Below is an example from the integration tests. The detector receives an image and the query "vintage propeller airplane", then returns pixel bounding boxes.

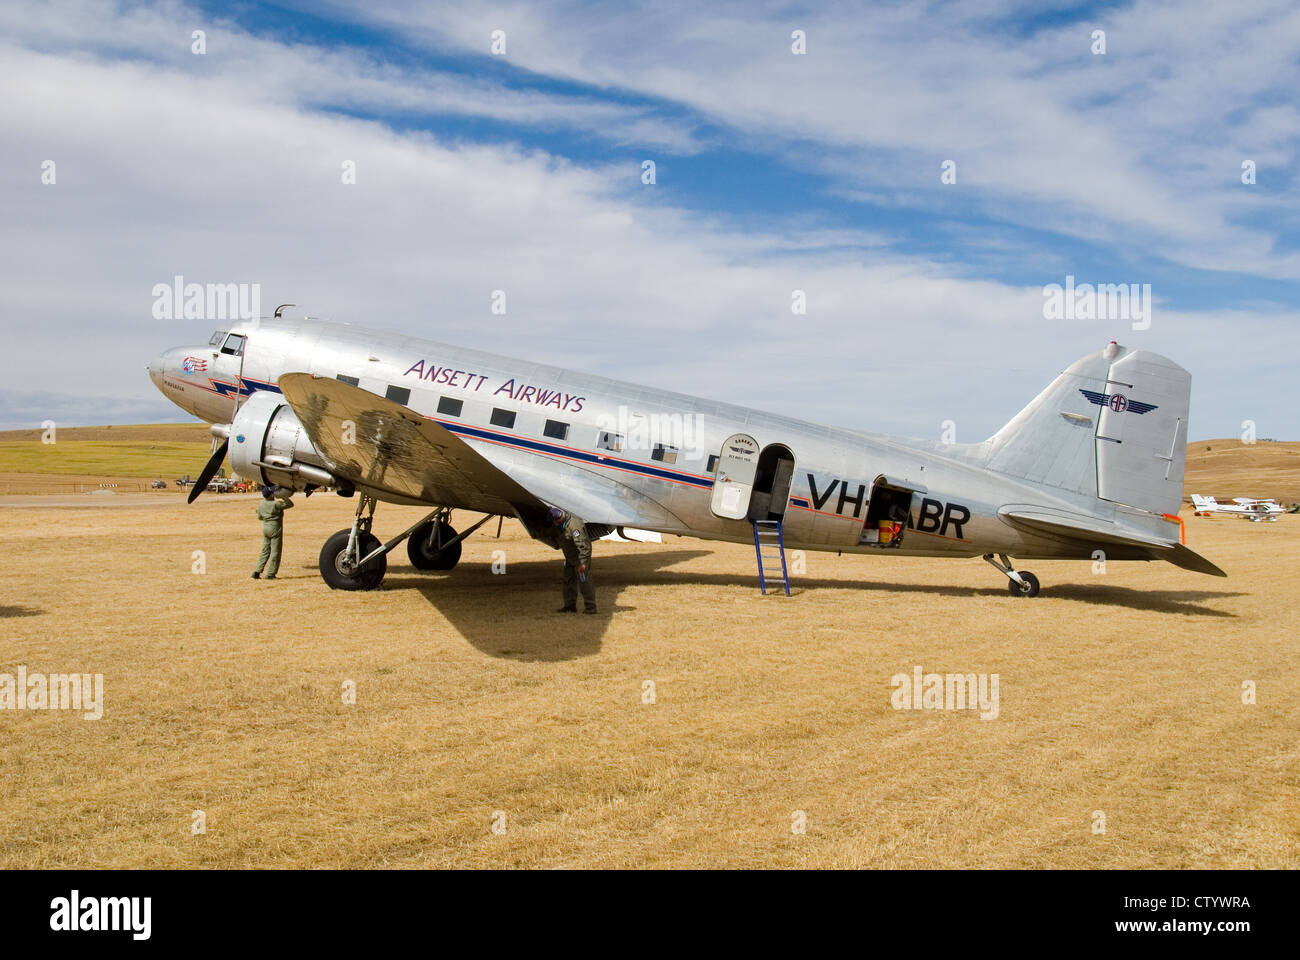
[148,311,1225,595]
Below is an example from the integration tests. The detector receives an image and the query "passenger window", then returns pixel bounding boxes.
[543,419,568,441]
[337,374,359,386]
[652,443,678,464]
[437,397,463,417]
[490,408,516,429]
[220,334,245,356]
[385,385,411,406]
[597,431,623,453]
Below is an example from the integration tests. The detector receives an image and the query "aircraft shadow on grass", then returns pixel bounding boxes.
[320,548,1244,661]
[0,604,43,619]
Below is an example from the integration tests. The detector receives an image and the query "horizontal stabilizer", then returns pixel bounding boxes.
[999,506,1227,577]
[1165,543,1228,577]
[998,507,1172,549]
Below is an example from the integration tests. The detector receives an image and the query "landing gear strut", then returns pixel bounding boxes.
[407,509,463,571]
[318,499,495,590]
[320,494,386,590]
[984,553,1040,597]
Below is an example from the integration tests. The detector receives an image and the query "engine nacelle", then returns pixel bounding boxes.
[228,391,339,493]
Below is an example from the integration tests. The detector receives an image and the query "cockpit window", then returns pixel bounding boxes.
[208,330,227,346]
[220,334,245,356]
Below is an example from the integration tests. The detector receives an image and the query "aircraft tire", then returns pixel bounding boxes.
[1008,571,1040,597]
[406,521,462,571]
[320,529,387,590]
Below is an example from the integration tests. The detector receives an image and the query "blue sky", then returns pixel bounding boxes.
[1,0,1298,439]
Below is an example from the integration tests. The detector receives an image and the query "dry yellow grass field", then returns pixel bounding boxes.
[2,489,1297,869]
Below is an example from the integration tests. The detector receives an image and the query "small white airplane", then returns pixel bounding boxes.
[1190,494,1283,522]
[147,316,1225,596]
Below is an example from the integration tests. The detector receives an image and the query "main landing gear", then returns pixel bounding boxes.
[407,516,463,571]
[983,553,1041,597]
[318,496,492,590]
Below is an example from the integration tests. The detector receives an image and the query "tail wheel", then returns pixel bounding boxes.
[1008,571,1040,597]
[407,521,461,571]
[319,529,387,590]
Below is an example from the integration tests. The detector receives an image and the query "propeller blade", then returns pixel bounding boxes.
[188,438,229,504]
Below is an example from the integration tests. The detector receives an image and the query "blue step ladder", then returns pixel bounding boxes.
[752,520,791,596]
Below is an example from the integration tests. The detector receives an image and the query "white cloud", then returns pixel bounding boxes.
[0,0,1296,442]
[0,0,708,154]
[323,0,1300,279]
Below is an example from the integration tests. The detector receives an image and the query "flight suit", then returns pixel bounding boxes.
[254,495,293,578]
[559,514,596,612]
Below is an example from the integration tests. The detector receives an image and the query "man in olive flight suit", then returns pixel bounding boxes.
[549,506,596,614]
[251,484,294,580]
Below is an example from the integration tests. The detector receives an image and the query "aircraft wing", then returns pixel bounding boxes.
[475,444,686,529]
[276,373,670,530]
[277,373,549,519]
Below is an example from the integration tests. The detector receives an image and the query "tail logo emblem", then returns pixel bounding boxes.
[1080,389,1157,414]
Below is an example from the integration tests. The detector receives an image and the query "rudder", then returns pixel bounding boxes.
[983,342,1190,517]
[1091,347,1189,516]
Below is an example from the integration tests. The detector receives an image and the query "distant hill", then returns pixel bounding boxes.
[1184,439,1300,504]
[0,423,214,494]
[0,423,210,443]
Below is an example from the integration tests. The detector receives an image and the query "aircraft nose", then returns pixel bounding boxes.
[147,351,167,391]
[148,346,193,392]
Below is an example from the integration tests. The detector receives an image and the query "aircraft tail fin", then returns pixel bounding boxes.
[983,342,1190,517]
[1190,494,1217,509]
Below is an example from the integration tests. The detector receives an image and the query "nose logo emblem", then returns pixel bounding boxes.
[236,435,245,443]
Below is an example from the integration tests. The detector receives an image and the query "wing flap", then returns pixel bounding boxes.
[492,450,684,528]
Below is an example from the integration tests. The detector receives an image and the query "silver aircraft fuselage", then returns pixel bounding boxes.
[147,317,1174,563]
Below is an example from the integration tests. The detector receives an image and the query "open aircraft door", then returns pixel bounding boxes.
[858,475,927,548]
[709,434,760,520]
